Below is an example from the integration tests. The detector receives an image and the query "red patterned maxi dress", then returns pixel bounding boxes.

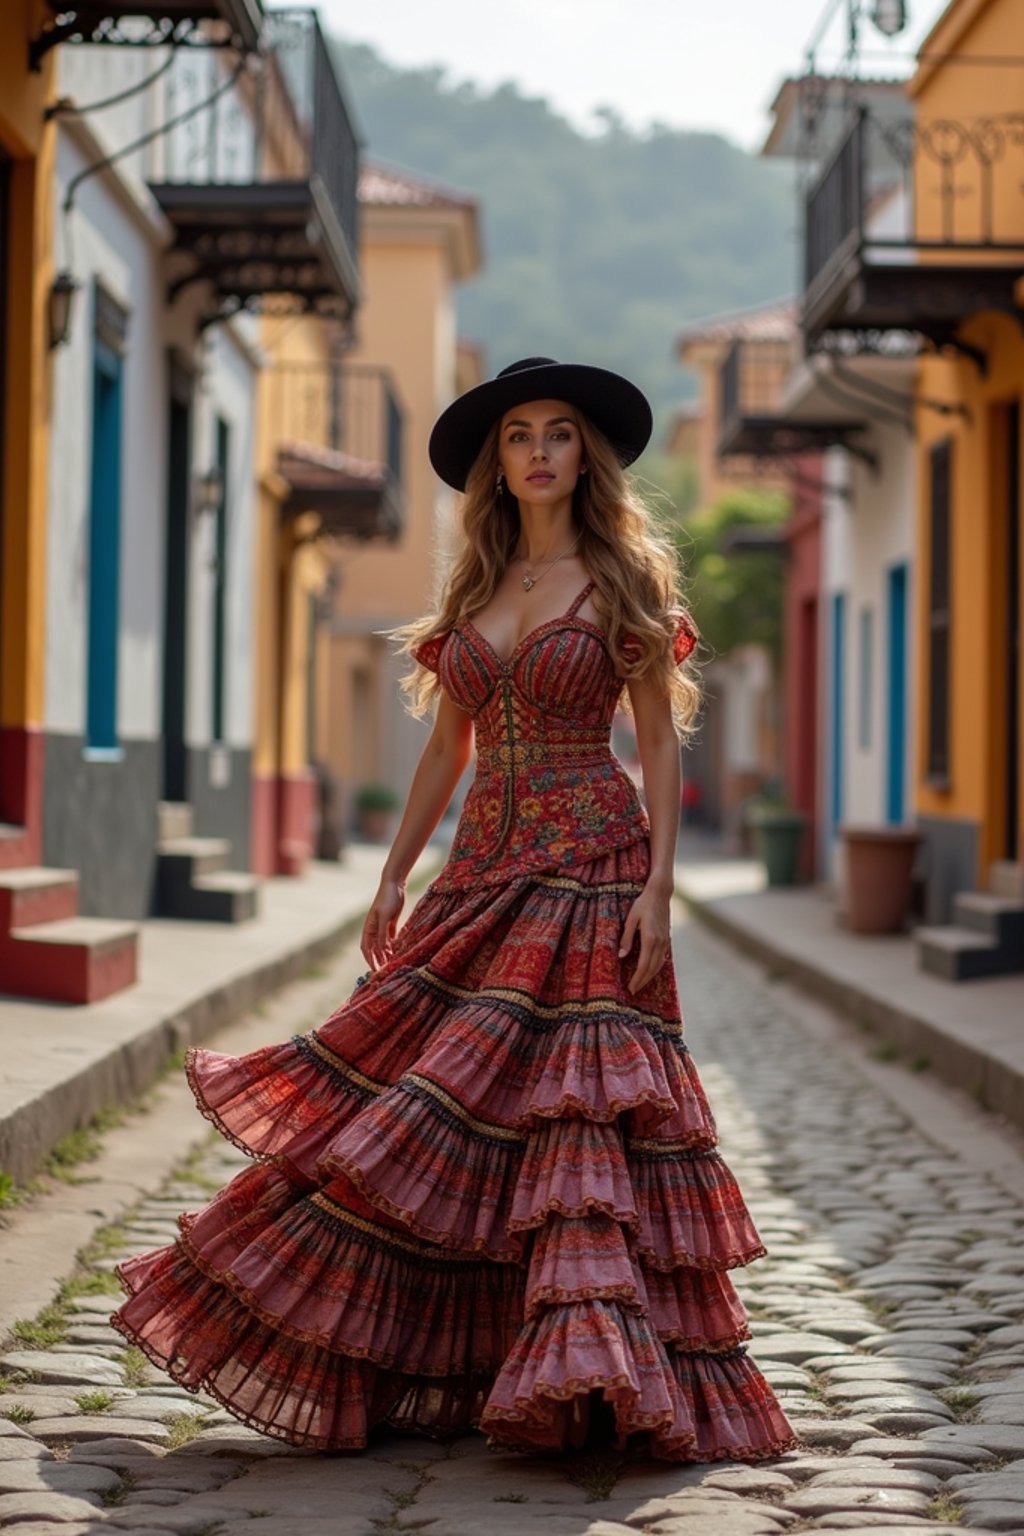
[112,582,796,1461]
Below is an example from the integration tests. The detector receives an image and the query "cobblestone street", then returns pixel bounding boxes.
[3,911,1024,1535]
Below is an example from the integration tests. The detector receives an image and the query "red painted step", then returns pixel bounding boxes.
[0,867,139,1004]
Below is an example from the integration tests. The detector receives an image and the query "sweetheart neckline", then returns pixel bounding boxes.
[460,613,609,670]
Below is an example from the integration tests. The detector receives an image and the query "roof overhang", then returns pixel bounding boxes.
[278,442,402,543]
[151,180,359,317]
[803,251,1024,356]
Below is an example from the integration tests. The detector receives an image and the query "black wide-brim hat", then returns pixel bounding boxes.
[428,356,653,492]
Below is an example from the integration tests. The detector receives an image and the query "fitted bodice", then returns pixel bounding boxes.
[416,584,649,890]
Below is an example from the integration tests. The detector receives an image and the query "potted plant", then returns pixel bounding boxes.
[745,794,807,887]
[840,824,922,934]
[354,782,399,844]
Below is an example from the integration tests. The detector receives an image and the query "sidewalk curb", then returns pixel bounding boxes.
[678,882,1024,1135]
[0,851,441,1187]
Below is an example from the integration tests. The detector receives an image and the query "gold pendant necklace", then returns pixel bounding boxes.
[518,532,582,591]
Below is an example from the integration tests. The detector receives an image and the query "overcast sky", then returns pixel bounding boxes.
[319,0,943,150]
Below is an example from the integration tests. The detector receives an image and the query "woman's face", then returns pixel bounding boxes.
[497,398,585,504]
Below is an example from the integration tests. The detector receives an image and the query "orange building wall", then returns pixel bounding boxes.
[0,3,55,854]
[910,0,1024,878]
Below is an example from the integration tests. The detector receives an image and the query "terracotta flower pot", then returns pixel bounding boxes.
[840,825,922,934]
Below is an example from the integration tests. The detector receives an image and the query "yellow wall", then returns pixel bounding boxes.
[336,238,451,621]
[326,218,465,798]
[911,0,1024,874]
[0,2,55,729]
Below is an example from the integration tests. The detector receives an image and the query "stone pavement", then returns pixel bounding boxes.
[3,907,1024,1534]
[674,832,1024,1135]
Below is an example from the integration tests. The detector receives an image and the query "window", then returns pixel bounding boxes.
[927,440,952,784]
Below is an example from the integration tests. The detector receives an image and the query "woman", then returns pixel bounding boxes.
[112,357,795,1463]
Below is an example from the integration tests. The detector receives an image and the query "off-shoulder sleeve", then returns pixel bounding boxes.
[620,609,699,669]
[410,632,450,674]
[671,607,698,665]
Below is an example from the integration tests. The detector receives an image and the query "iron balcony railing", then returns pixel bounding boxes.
[154,6,360,308]
[268,361,403,529]
[719,339,742,441]
[265,8,359,268]
[804,105,1024,299]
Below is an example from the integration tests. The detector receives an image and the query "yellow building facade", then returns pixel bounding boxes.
[908,0,1024,932]
[0,2,55,867]
[319,164,480,828]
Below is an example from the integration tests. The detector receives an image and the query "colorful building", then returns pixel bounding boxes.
[323,162,481,825]
[0,4,386,999]
[793,0,1023,975]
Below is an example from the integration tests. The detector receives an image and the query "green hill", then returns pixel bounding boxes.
[334,39,796,434]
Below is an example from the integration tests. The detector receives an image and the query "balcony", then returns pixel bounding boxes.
[717,337,872,465]
[30,1,262,65]
[268,362,404,542]
[803,107,1024,355]
[149,8,359,320]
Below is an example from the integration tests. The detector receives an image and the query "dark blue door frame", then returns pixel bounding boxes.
[86,337,123,753]
[830,591,846,837]
[886,563,909,824]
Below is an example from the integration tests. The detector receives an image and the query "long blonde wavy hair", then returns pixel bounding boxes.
[397,406,701,735]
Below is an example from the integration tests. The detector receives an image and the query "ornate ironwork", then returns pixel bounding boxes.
[150,7,359,320]
[806,107,1024,291]
[802,104,1024,352]
[30,3,262,67]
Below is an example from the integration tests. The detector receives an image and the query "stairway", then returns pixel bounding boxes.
[155,801,259,923]
[916,860,1024,981]
[0,864,138,1004]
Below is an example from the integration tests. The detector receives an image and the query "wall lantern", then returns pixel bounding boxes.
[869,0,908,36]
[194,464,225,519]
[48,269,79,349]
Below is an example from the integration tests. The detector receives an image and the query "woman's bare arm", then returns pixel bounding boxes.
[618,675,680,994]
[361,692,474,969]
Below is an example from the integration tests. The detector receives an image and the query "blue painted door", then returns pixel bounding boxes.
[830,591,846,835]
[86,339,123,751]
[886,563,908,824]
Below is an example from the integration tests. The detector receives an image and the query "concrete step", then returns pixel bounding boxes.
[156,839,257,924]
[158,836,230,875]
[2,916,138,1003]
[916,923,1022,982]
[190,870,260,923]
[953,891,1024,952]
[0,866,80,929]
[990,860,1024,901]
[157,800,193,843]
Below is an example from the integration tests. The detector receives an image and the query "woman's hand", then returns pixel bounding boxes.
[361,878,406,971]
[618,881,673,995]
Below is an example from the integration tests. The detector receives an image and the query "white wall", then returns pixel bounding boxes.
[186,324,257,751]
[48,51,259,757]
[820,423,917,881]
[47,128,168,741]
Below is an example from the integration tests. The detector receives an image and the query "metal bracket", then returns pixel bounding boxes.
[31,14,221,69]
[928,330,989,377]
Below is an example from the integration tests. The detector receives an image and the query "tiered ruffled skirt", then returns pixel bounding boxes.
[111,842,796,1460]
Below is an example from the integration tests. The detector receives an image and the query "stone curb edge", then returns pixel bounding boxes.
[0,858,441,1188]
[678,885,1024,1137]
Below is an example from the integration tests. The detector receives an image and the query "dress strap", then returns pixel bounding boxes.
[564,580,596,619]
